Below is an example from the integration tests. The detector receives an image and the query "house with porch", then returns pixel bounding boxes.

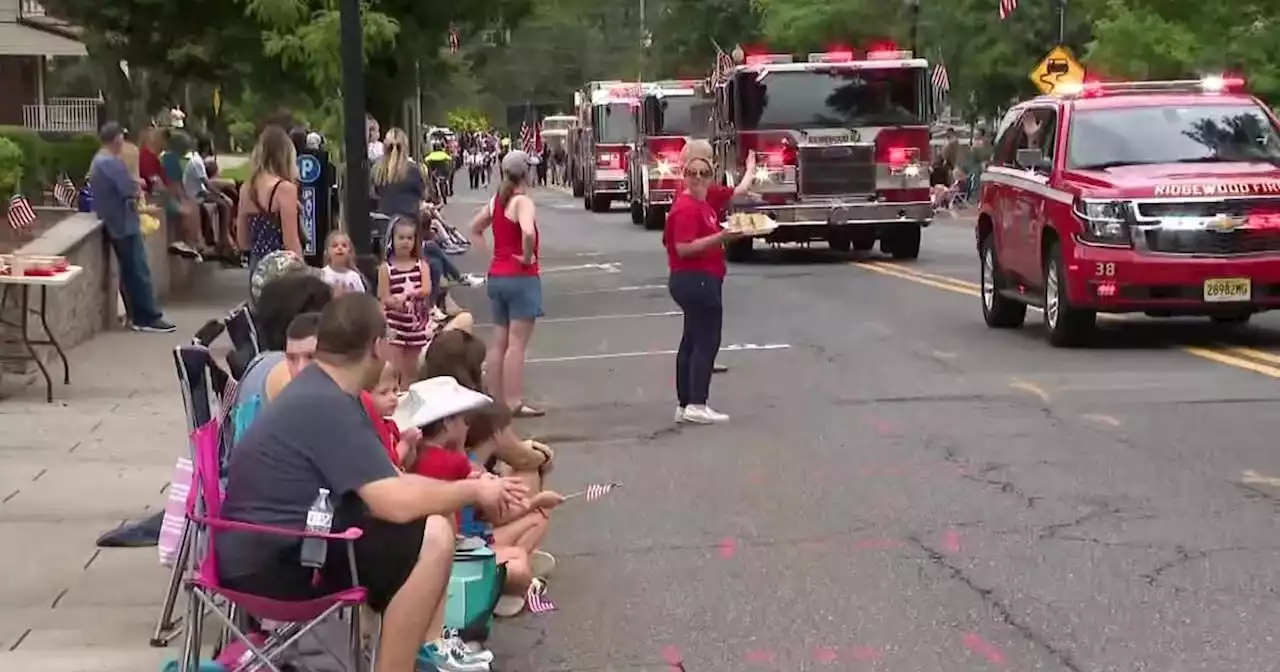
[0,0,101,133]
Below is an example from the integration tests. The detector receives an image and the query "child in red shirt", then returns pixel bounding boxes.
[361,363,418,469]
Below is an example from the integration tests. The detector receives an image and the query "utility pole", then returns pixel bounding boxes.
[1057,0,1067,44]
[338,0,373,280]
[907,0,920,55]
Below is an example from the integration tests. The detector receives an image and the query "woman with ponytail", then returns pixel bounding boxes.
[469,150,545,418]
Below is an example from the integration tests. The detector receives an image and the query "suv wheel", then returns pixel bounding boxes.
[887,226,921,260]
[1043,242,1096,347]
[980,236,1027,328]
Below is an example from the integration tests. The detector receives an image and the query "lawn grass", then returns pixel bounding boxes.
[220,163,251,183]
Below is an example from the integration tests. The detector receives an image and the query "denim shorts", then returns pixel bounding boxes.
[486,275,543,325]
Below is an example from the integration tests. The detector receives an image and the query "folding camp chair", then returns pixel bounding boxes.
[175,398,370,672]
[225,302,260,356]
[151,344,219,647]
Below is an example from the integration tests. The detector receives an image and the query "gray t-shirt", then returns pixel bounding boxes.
[216,365,398,579]
[182,152,209,199]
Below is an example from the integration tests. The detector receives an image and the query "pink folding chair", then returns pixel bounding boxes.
[174,408,373,672]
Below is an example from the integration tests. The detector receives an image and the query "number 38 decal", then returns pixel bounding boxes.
[1095,263,1116,277]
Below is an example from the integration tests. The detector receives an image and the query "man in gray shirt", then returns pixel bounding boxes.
[89,122,174,332]
[218,294,528,671]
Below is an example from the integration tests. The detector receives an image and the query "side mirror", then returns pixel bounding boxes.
[1015,148,1051,172]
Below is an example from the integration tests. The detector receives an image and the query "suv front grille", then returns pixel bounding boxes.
[798,144,875,196]
[1141,229,1280,255]
[1136,198,1280,219]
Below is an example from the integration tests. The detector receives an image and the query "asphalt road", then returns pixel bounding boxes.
[439,185,1280,672]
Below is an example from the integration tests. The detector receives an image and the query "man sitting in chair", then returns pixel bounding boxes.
[217,294,530,672]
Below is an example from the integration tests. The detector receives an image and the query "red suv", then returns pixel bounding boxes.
[976,76,1280,346]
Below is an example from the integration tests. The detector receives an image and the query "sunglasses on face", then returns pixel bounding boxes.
[684,168,712,179]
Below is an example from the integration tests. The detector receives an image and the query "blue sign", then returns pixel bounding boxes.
[298,155,322,185]
[300,186,317,256]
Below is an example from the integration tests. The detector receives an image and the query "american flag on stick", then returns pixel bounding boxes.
[7,194,36,231]
[526,578,556,614]
[711,44,734,87]
[53,174,77,209]
[564,482,620,502]
[999,0,1018,19]
[931,60,951,105]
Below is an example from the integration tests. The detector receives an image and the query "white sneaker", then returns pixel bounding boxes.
[674,406,686,422]
[443,628,494,664]
[461,273,486,287]
[682,405,729,424]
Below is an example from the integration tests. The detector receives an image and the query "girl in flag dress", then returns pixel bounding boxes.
[378,217,433,385]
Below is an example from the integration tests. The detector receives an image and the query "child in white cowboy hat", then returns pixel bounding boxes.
[391,376,500,669]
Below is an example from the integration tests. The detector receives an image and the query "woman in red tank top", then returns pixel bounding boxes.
[469,150,545,417]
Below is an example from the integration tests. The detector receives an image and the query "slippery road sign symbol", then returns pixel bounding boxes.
[1030,46,1084,94]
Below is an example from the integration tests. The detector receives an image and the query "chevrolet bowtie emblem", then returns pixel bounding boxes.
[1206,214,1246,232]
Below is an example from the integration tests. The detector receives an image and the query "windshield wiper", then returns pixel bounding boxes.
[1074,160,1147,170]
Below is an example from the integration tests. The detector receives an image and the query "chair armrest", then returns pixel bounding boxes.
[192,514,363,541]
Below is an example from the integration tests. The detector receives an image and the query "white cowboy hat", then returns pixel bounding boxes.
[390,376,493,432]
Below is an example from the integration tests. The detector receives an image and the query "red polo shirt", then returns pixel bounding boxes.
[664,185,733,279]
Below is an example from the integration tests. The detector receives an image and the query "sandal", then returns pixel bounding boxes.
[530,550,557,579]
[511,403,546,418]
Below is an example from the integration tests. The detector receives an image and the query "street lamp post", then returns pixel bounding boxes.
[338,0,374,280]
[905,0,920,55]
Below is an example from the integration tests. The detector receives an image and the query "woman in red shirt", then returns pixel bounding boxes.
[664,140,758,424]
[470,150,544,417]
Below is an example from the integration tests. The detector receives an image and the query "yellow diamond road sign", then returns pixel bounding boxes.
[1030,46,1084,94]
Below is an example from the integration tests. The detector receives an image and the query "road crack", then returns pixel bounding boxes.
[907,536,1084,672]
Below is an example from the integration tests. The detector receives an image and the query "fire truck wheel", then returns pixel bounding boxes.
[590,194,612,213]
[828,233,852,253]
[644,205,666,231]
[630,201,644,225]
[883,225,921,260]
[725,237,754,262]
[572,179,584,197]
[980,235,1027,329]
[1043,242,1096,348]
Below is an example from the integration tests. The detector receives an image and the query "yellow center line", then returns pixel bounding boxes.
[851,261,1280,379]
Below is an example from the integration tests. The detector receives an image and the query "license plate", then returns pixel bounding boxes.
[1204,278,1251,302]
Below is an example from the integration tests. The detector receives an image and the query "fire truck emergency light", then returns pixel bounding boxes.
[865,49,913,60]
[1054,75,1246,98]
[744,53,794,66]
[807,51,854,63]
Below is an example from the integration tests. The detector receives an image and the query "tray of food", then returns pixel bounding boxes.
[722,213,779,236]
[0,254,71,276]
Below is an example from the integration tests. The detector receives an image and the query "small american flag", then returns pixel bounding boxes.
[7,194,36,231]
[931,61,950,96]
[583,482,618,502]
[999,0,1018,19]
[520,122,535,155]
[525,579,556,614]
[712,47,734,87]
[53,174,78,208]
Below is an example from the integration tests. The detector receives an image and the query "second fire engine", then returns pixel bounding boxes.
[572,81,642,213]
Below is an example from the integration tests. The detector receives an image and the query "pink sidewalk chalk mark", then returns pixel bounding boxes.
[865,414,895,436]
[962,633,1007,665]
[813,646,840,663]
[718,537,738,559]
[848,645,883,662]
[660,646,683,665]
[744,649,777,664]
[942,529,962,554]
[746,470,765,486]
[854,538,904,550]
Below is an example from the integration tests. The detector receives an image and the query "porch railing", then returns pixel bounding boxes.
[22,98,102,133]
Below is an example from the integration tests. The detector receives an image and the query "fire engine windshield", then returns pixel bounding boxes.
[647,95,699,136]
[594,103,638,144]
[1068,104,1280,169]
[733,67,924,130]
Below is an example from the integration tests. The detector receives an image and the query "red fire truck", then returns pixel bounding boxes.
[625,80,706,230]
[701,46,935,261]
[977,76,1280,346]
[572,81,642,212]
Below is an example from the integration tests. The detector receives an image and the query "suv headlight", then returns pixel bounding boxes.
[1073,198,1131,245]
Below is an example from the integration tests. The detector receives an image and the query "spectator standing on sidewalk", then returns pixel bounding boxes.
[89,122,176,333]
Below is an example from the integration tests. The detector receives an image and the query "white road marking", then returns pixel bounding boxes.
[1241,470,1280,488]
[559,284,667,295]
[527,343,791,364]
[540,262,622,274]
[477,311,681,328]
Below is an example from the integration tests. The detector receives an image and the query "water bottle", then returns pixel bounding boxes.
[300,488,333,569]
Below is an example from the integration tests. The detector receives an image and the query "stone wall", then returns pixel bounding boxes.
[0,211,204,386]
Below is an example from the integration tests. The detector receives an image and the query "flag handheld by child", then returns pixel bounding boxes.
[562,482,620,502]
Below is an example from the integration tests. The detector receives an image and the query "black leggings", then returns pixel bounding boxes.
[669,270,723,406]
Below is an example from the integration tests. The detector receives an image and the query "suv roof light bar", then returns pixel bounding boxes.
[1055,76,1245,98]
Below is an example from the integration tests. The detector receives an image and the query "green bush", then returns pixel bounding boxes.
[0,126,98,200]
[0,137,24,196]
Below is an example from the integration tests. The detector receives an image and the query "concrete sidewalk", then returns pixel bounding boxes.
[0,268,247,672]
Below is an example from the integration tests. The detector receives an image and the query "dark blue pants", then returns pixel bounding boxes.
[422,241,461,305]
[669,270,723,406]
[111,233,163,326]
